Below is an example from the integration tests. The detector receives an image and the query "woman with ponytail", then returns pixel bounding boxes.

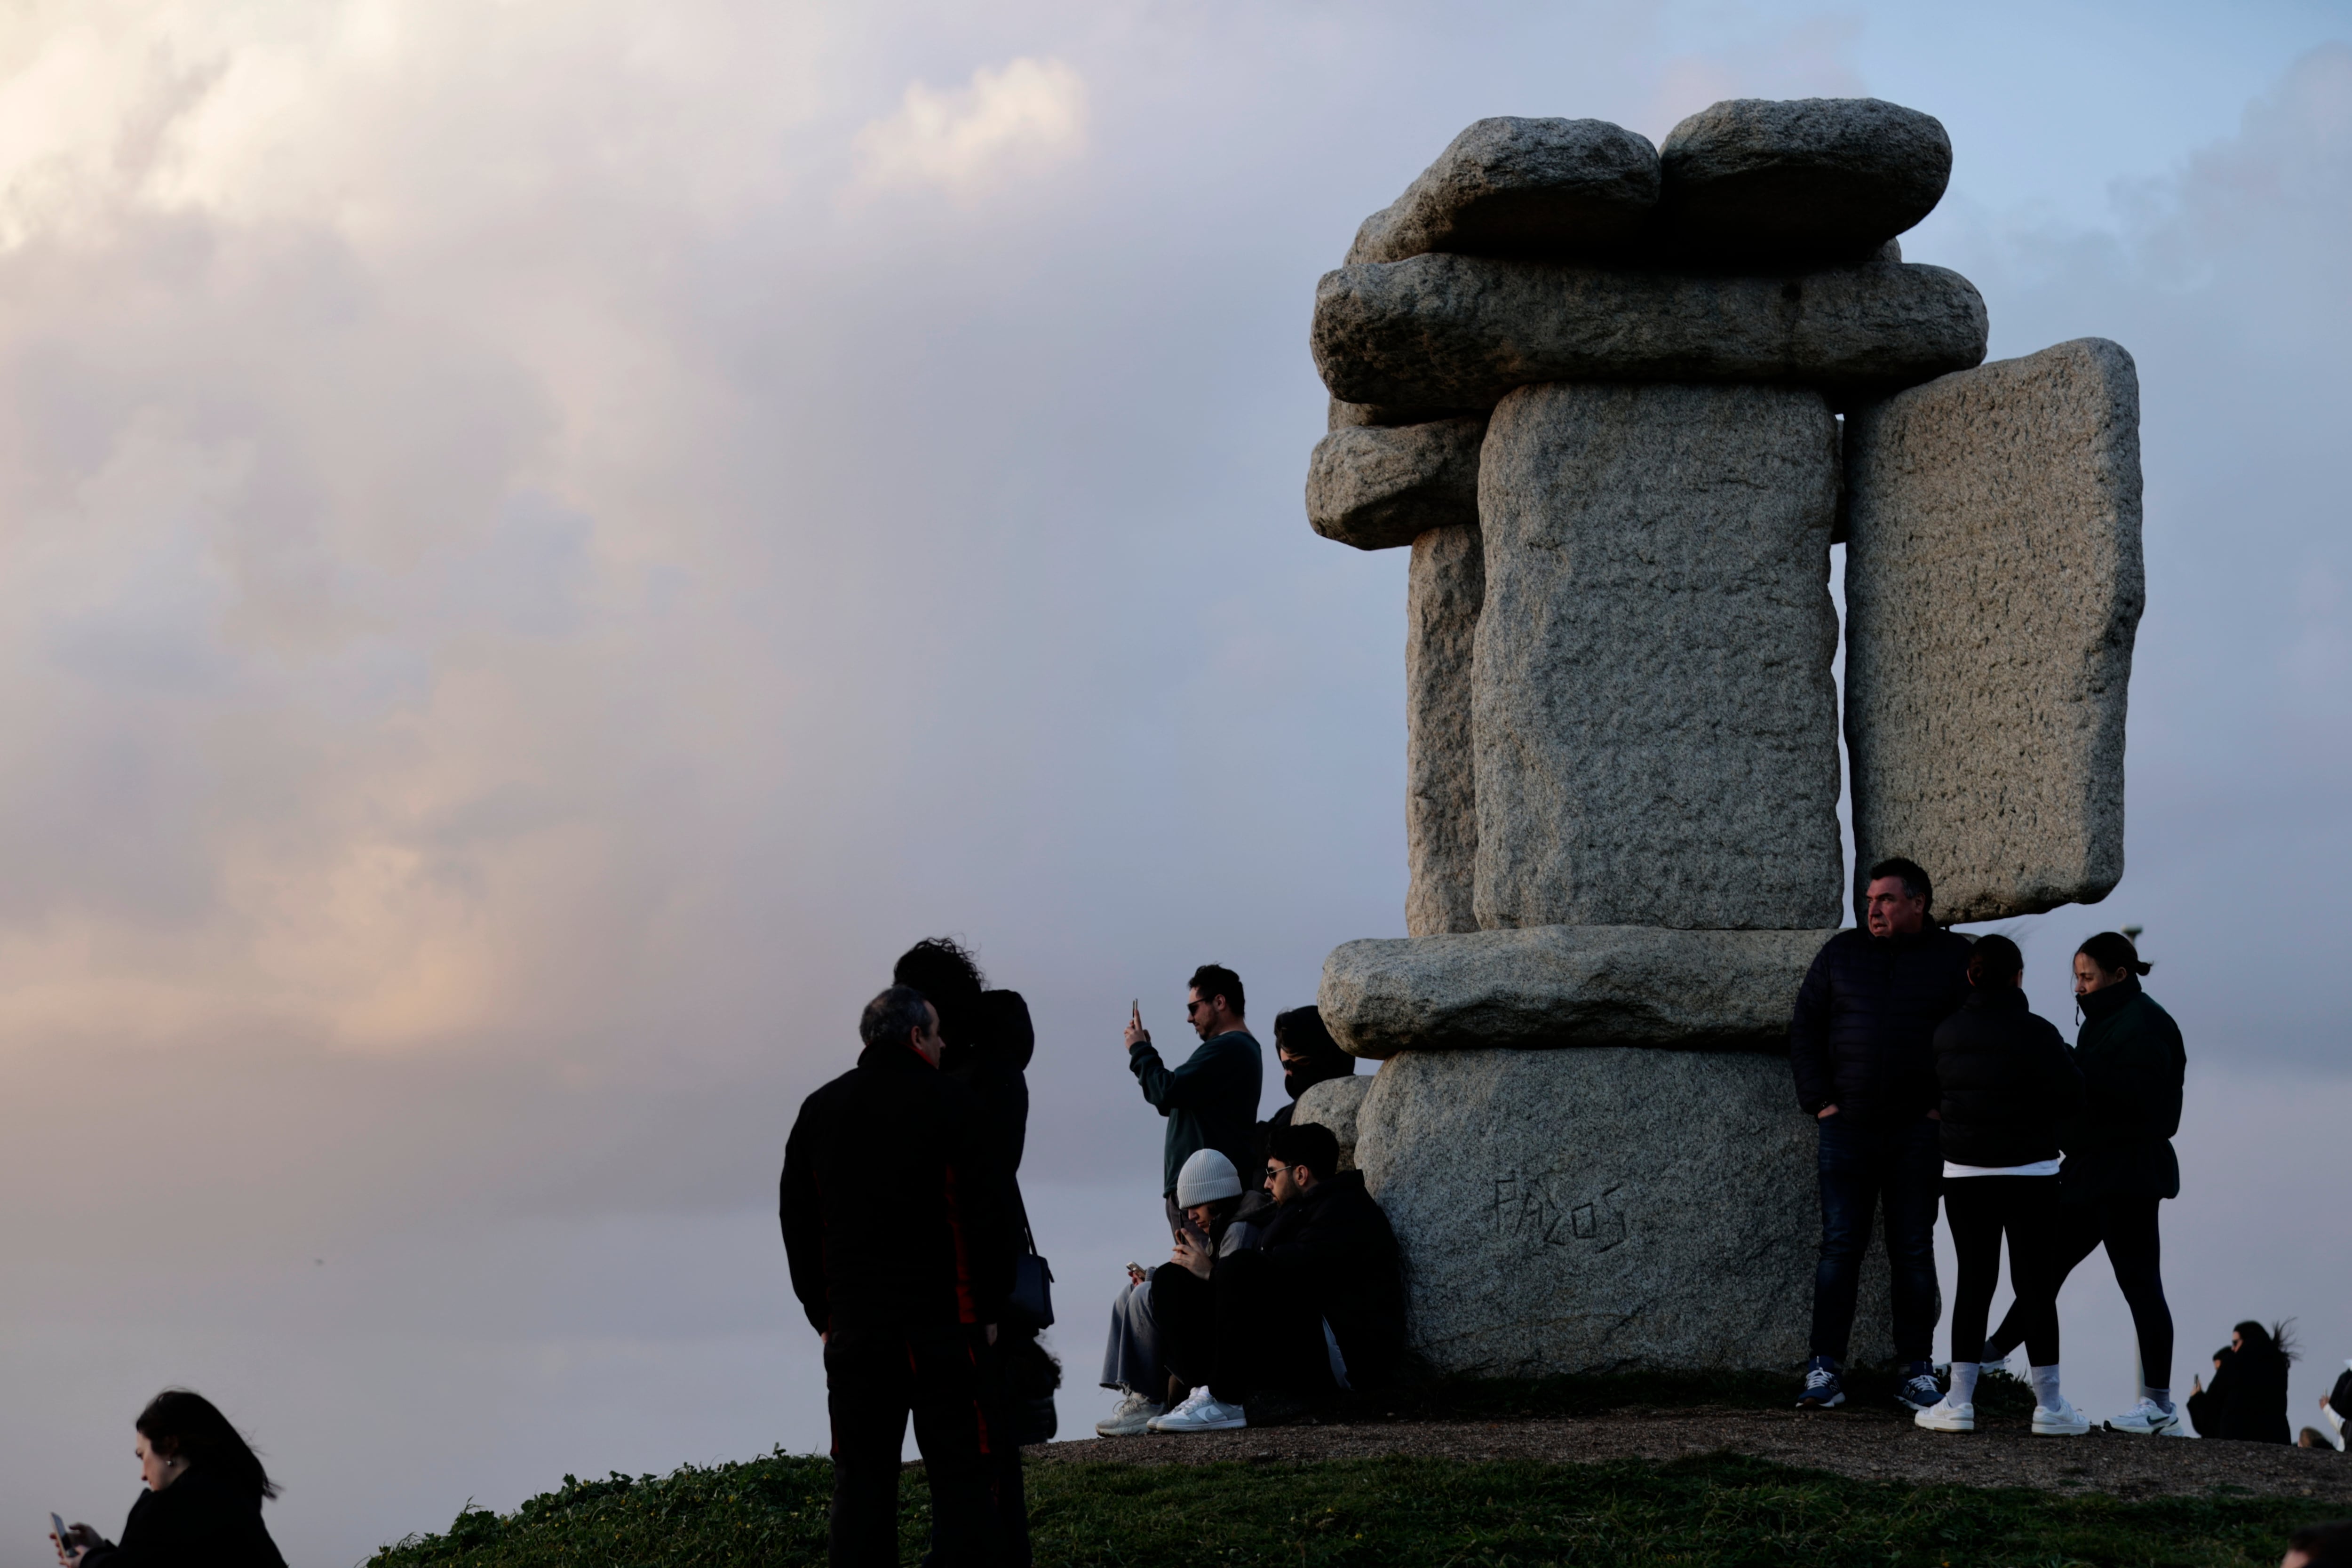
[1982,930,2188,1436]
[50,1390,286,1567]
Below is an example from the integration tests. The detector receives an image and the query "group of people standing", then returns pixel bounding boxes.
[1792,856,2191,1435]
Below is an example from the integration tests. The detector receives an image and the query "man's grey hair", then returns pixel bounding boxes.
[860,985,931,1051]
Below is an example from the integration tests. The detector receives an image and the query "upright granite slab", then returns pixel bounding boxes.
[1321,925,1838,1059]
[1355,1049,1896,1374]
[1407,523,1484,936]
[1311,252,1986,410]
[1844,338,2145,923]
[1291,1074,1373,1170]
[1473,382,1843,930]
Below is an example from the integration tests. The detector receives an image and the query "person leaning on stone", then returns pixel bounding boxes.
[1125,964,1263,1235]
[1148,1122,1406,1434]
[1254,1005,1358,1173]
[1094,1147,1275,1436]
[780,986,1014,1568]
[1788,855,1973,1413]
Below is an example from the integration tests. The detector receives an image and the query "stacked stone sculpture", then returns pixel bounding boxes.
[1302,101,2145,1375]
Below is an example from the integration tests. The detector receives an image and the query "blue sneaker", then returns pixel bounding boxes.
[1896,1361,1942,1412]
[1796,1356,1844,1409]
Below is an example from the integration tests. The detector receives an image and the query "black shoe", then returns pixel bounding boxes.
[1796,1356,1845,1409]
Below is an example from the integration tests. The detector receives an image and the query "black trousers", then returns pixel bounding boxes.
[1945,1175,2062,1369]
[1986,1192,2173,1391]
[1152,1253,1333,1407]
[824,1321,1002,1568]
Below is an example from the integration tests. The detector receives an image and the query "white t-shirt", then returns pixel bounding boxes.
[1943,1158,2062,1178]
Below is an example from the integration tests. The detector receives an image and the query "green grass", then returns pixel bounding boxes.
[366,1449,2322,1568]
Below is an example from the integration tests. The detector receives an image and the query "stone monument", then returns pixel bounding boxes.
[1301,100,2144,1376]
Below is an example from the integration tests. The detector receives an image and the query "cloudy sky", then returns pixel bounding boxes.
[0,1,2345,1561]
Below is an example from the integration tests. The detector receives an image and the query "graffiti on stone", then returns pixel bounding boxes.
[1486,1171,1628,1252]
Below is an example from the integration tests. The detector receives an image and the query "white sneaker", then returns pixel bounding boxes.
[1094,1387,1164,1437]
[1913,1396,1975,1432]
[2103,1398,2181,1437]
[2033,1396,2092,1435]
[1144,1386,1246,1433]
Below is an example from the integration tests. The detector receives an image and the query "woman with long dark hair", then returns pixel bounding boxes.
[51,1390,286,1567]
[1983,929,2187,1434]
[1911,934,2089,1436]
[890,936,1051,1568]
[2189,1320,2296,1442]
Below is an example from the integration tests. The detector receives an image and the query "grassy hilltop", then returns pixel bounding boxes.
[366,1446,2317,1568]
[365,1372,2328,1567]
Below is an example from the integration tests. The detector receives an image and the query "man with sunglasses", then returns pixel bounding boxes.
[1125,964,1263,1237]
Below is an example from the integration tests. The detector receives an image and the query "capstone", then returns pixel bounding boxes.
[1312,252,1986,410]
[1346,117,1660,266]
[1306,418,1485,551]
[1843,338,2144,923]
[1472,382,1843,931]
[1320,925,1839,1059]
[1658,98,1952,267]
[1356,1048,1896,1373]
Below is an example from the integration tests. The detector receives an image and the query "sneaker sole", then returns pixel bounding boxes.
[1146,1417,1246,1433]
[1795,1393,1845,1410]
[2033,1421,2092,1435]
[1915,1416,1975,1432]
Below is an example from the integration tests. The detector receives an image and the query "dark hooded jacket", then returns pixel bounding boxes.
[1789,923,1975,1122]
[1931,987,2086,1168]
[948,988,1036,1237]
[81,1469,286,1568]
[780,1038,1013,1334]
[1258,1170,1405,1388]
[2058,977,2186,1199]
[2188,1345,2293,1444]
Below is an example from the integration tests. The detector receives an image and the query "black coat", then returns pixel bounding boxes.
[1258,1171,1405,1388]
[2059,978,2186,1200]
[2188,1346,2292,1443]
[1789,924,1975,1122]
[780,1040,1013,1335]
[81,1471,286,1568]
[1931,987,2085,1168]
[949,989,1035,1242]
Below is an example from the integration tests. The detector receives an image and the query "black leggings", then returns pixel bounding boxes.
[1945,1175,2062,1369]
[1986,1193,2173,1390]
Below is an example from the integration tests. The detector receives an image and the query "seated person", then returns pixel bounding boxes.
[1253,1006,1357,1171]
[1094,1148,1268,1436]
[1147,1122,1404,1433]
[2300,1358,2352,1451]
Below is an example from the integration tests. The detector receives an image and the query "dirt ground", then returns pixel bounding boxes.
[1032,1405,2352,1504]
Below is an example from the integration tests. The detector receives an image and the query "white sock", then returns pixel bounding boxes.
[2030,1363,2062,1409]
[2145,1386,2173,1413]
[1948,1361,1980,1405]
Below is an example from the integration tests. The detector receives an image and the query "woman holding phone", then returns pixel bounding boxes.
[51,1389,286,1567]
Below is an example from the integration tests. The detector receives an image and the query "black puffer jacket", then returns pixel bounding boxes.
[780,1039,1013,1334]
[2059,977,2186,1199]
[1258,1171,1405,1388]
[1789,924,1975,1121]
[1931,987,2086,1168]
[2188,1346,2292,1443]
[81,1469,286,1568]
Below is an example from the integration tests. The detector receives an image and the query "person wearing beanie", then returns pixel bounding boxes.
[1145,1122,1404,1434]
[1094,1148,1271,1436]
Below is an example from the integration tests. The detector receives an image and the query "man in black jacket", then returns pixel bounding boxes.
[1788,856,1972,1413]
[1149,1122,1405,1432]
[781,986,1013,1568]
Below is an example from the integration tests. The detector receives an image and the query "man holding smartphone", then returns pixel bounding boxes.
[1124,964,1263,1236]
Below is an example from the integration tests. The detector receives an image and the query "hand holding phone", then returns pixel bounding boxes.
[1124,1001,1148,1049]
[1124,1260,1145,1284]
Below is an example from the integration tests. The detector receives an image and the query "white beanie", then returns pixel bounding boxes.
[1175,1148,1242,1207]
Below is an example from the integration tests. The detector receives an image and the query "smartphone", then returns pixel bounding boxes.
[50,1513,69,1551]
